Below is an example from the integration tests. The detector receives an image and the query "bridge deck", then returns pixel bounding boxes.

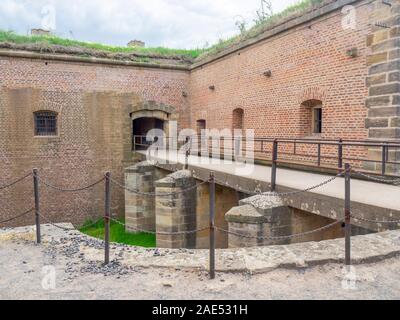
[137,150,399,212]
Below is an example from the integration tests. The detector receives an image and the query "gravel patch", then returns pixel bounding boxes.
[1,224,400,299]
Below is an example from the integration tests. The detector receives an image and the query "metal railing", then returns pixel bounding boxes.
[132,135,192,152]
[132,135,400,180]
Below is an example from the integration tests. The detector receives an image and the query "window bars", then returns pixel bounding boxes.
[34,111,57,136]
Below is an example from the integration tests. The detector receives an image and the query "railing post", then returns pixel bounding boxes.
[382,144,387,175]
[317,143,321,167]
[344,163,351,266]
[338,139,343,170]
[33,168,41,244]
[209,172,216,280]
[234,136,241,161]
[104,172,111,265]
[132,135,136,152]
[271,139,278,192]
[185,137,190,170]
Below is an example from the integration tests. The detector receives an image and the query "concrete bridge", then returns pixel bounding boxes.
[125,150,400,249]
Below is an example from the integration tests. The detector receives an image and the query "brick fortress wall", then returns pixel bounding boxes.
[1,0,399,227]
[0,58,190,226]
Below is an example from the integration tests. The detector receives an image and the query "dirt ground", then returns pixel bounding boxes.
[1,237,400,300]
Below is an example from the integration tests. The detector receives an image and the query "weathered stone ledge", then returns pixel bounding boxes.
[2,224,400,274]
[0,49,190,71]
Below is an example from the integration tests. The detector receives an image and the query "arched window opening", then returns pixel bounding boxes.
[232,108,244,131]
[34,111,58,136]
[300,100,323,136]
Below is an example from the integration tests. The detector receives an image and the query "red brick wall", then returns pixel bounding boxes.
[1,0,388,227]
[0,57,190,226]
[189,1,371,142]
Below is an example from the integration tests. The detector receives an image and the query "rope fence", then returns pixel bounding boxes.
[109,176,209,197]
[350,214,400,225]
[109,217,209,236]
[0,208,34,224]
[0,163,399,279]
[214,173,343,197]
[37,176,105,192]
[215,219,345,241]
[352,171,400,185]
[0,172,32,191]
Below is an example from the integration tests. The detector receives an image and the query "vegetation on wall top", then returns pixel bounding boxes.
[196,0,326,60]
[0,30,203,62]
[0,0,328,64]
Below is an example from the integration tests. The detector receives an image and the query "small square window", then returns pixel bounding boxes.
[34,111,58,136]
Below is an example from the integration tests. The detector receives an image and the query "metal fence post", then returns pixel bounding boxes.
[317,143,321,167]
[234,136,241,161]
[382,143,387,175]
[338,139,343,170]
[104,172,111,265]
[344,163,351,266]
[185,137,190,170]
[33,168,41,244]
[271,139,278,192]
[209,172,216,280]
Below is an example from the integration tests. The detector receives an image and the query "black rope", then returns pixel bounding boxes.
[0,173,32,191]
[0,208,34,224]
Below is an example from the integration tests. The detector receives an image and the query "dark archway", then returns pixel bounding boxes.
[132,117,165,150]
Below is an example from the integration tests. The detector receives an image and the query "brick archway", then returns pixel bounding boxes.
[298,87,327,104]
[128,101,178,152]
[128,100,177,121]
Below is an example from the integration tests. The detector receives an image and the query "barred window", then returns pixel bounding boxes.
[34,111,58,136]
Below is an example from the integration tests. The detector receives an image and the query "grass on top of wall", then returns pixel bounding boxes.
[0,30,204,59]
[198,0,325,59]
[0,0,325,62]
[79,218,156,248]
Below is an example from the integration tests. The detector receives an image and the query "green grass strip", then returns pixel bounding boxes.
[79,218,156,248]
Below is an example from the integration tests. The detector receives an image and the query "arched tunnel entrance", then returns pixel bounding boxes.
[132,117,165,150]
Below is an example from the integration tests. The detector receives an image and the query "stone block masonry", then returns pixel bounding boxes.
[125,161,168,233]
[225,193,372,249]
[155,170,197,249]
[225,195,291,248]
[365,1,400,173]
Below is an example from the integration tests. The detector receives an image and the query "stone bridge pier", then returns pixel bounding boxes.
[155,171,197,248]
[125,162,167,233]
[126,159,400,250]
[225,195,292,247]
[125,161,238,249]
[125,162,199,248]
